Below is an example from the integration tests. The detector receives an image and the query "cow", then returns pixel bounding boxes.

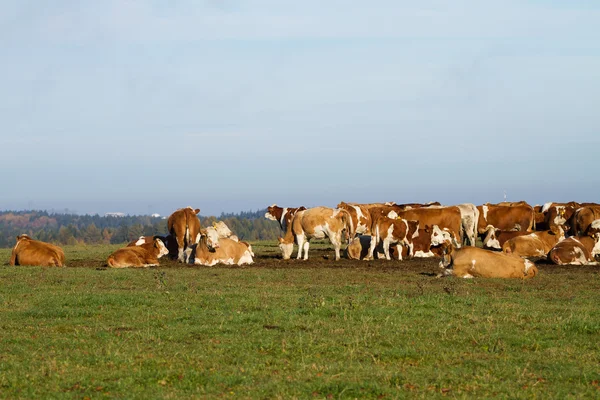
[345,235,383,260]
[187,227,254,266]
[211,221,239,242]
[395,206,462,247]
[477,203,534,235]
[481,228,529,251]
[107,238,169,268]
[569,206,600,236]
[336,202,374,236]
[366,216,419,260]
[167,207,202,262]
[451,203,479,246]
[9,234,65,267]
[399,225,454,258]
[265,204,307,232]
[439,245,538,279]
[278,207,354,261]
[547,235,600,265]
[502,227,565,257]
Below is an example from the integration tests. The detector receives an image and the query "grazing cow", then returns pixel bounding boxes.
[346,235,384,260]
[366,216,419,260]
[439,245,538,279]
[477,203,534,234]
[187,227,254,266]
[502,227,565,257]
[167,207,202,262]
[107,238,169,268]
[547,235,600,265]
[481,228,529,251]
[570,206,600,236]
[9,234,65,267]
[395,206,462,247]
[278,207,354,261]
[265,204,307,232]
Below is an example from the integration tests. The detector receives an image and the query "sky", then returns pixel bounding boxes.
[1,1,599,216]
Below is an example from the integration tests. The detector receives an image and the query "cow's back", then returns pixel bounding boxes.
[451,247,537,279]
[11,239,64,267]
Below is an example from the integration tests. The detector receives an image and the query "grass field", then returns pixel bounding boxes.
[1,242,600,399]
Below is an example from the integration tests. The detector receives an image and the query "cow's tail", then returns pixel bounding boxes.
[341,210,355,243]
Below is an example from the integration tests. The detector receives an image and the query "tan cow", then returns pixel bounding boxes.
[168,206,202,262]
[265,204,307,232]
[278,207,353,260]
[366,216,419,260]
[547,235,600,265]
[9,234,65,267]
[481,228,529,251]
[187,227,254,266]
[502,227,565,257]
[107,238,169,268]
[477,203,534,234]
[439,245,538,279]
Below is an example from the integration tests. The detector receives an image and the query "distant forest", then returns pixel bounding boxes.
[0,209,281,248]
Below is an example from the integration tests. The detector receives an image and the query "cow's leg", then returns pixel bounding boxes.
[177,236,185,262]
[383,239,392,260]
[296,234,305,259]
[302,240,310,260]
[365,235,377,260]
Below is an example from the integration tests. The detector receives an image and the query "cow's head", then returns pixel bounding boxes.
[482,225,501,250]
[278,237,294,260]
[154,238,170,258]
[430,225,453,247]
[265,204,280,221]
[438,242,454,269]
[16,234,30,242]
[201,227,220,251]
[213,221,234,239]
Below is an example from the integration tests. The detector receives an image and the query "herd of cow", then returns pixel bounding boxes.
[7,201,600,279]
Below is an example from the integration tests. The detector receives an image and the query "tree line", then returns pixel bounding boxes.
[0,210,281,248]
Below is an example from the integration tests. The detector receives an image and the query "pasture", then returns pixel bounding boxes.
[1,242,600,399]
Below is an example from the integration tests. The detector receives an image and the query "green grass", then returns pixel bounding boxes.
[1,243,600,398]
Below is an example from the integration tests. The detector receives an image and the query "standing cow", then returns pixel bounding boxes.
[168,207,202,262]
[278,207,354,261]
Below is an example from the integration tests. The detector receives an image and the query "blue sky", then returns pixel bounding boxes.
[1,1,599,216]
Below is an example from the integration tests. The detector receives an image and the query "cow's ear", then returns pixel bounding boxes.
[194,209,200,215]
[200,229,207,236]
[278,237,284,243]
[424,225,430,233]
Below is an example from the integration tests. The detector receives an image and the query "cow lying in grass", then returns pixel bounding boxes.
[107,237,169,268]
[9,234,65,267]
[186,227,254,266]
[438,244,538,279]
[502,227,565,257]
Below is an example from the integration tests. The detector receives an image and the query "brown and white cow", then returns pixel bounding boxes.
[187,227,254,266]
[502,227,565,257]
[439,245,538,279]
[336,202,374,236]
[570,206,600,236]
[265,204,307,232]
[9,234,65,267]
[366,216,419,260]
[454,203,480,246]
[398,225,454,258]
[395,206,462,247]
[168,207,202,262]
[278,207,353,261]
[481,228,529,251]
[107,238,169,268]
[547,235,600,265]
[477,203,534,234]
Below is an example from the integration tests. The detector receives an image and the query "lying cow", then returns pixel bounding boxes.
[107,238,169,268]
[187,227,254,266]
[278,207,354,261]
[366,216,419,260]
[439,245,538,279]
[9,234,65,267]
[502,227,565,258]
[168,206,202,262]
[547,234,600,265]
